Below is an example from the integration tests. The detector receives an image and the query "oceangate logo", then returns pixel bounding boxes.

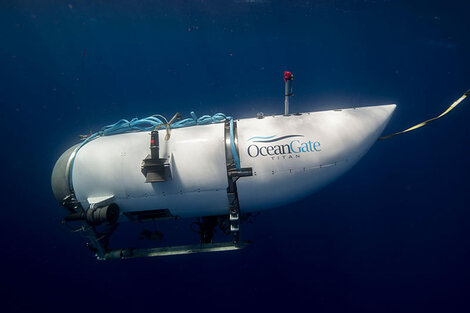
[247,134,321,159]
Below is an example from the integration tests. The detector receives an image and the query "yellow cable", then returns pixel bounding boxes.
[379,89,470,140]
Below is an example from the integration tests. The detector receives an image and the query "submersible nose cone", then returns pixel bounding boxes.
[51,144,79,203]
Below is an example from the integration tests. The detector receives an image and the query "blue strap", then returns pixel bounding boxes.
[229,117,241,170]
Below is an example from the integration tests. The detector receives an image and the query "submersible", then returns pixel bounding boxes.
[51,72,396,259]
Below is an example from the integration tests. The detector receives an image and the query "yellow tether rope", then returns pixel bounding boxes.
[379,89,470,140]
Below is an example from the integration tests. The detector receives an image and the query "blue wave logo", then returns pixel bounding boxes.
[247,134,304,143]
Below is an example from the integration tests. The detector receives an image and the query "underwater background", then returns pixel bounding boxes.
[1,1,470,312]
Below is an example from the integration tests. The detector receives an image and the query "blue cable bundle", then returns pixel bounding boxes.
[69,111,241,189]
[88,112,229,139]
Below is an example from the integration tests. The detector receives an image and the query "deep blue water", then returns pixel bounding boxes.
[1,1,470,312]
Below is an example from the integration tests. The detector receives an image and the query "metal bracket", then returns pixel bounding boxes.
[141,130,171,182]
[224,120,252,245]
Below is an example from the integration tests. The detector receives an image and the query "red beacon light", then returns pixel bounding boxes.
[284,71,293,82]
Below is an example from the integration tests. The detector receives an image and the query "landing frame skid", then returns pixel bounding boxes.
[63,194,252,260]
[101,210,251,260]
[103,240,251,260]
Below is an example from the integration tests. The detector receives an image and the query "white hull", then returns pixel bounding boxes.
[54,104,396,218]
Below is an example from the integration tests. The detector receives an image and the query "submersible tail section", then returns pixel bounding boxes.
[52,110,257,259]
